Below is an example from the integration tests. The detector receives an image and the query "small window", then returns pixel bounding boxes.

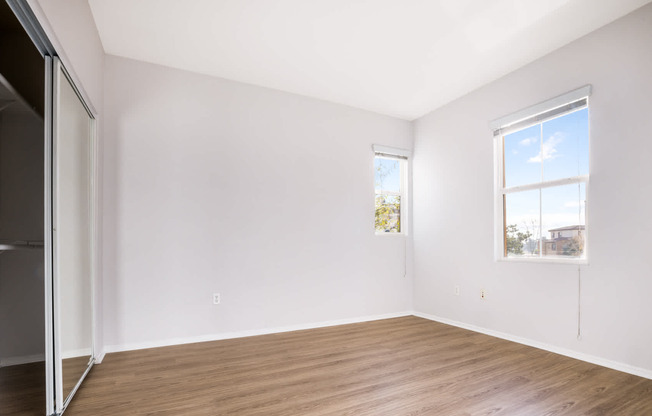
[492,86,590,262]
[373,145,408,234]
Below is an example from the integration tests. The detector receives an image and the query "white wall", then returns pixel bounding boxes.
[413,3,652,375]
[102,55,413,350]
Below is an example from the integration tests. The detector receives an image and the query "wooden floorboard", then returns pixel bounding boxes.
[0,357,90,416]
[64,316,652,415]
[0,361,45,416]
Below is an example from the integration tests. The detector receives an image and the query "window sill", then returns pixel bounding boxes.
[498,256,588,265]
[375,232,406,237]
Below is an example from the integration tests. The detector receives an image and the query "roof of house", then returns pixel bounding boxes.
[548,225,586,232]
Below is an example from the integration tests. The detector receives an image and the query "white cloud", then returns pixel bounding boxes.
[512,149,519,155]
[519,137,537,146]
[528,133,563,163]
[564,200,581,208]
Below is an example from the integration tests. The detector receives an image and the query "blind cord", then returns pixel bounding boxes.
[577,264,582,340]
[576,181,582,341]
[404,237,407,278]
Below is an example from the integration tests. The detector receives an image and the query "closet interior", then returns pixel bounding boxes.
[0,2,46,413]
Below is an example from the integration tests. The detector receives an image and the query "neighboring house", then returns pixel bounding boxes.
[540,225,585,256]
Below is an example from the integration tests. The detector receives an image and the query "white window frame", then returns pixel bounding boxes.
[373,145,409,236]
[491,86,591,264]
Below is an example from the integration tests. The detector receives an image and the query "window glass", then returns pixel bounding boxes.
[503,124,541,188]
[542,108,589,182]
[375,195,401,233]
[541,183,586,258]
[374,156,404,234]
[504,189,539,257]
[374,158,401,193]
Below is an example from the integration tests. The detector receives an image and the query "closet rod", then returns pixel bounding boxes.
[0,240,44,251]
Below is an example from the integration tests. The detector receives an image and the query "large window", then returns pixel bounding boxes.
[492,86,590,261]
[374,145,408,234]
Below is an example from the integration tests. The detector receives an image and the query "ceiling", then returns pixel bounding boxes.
[88,0,651,120]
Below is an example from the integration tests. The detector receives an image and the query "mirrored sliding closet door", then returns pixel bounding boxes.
[49,57,96,415]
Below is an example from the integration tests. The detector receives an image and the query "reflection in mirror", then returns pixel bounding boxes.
[54,62,94,406]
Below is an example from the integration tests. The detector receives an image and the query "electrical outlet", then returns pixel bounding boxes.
[213,293,221,305]
[480,289,487,300]
[454,285,460,296]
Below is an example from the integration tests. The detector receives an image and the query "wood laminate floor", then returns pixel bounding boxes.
[65,317,652,415]
[0,357,91,416]
[0,361,45,416]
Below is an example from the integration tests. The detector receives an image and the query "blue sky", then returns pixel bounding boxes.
[503,108,588,241]
[375,157,401,193]
[504,108,588,187]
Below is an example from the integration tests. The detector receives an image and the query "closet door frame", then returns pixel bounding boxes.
[44,54,55,415]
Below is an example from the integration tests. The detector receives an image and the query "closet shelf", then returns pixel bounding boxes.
[0,240,44,252]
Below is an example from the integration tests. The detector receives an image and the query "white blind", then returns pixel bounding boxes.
[373,144,411,160]
[490,85,592,137]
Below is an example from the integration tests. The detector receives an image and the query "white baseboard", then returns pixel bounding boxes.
[0,353,45,367]
[95,350,106,364]
[1,350,97,367]
[413,311,652,380]
[104,311,413,354]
